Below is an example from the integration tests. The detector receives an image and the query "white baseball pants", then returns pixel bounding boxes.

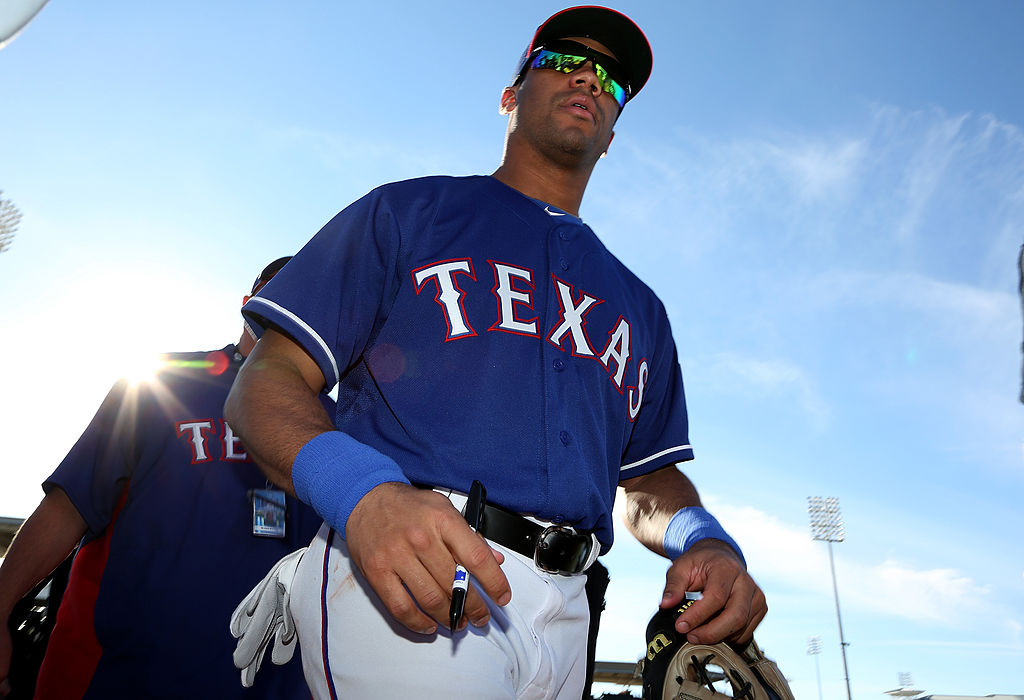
[290,521,591,699]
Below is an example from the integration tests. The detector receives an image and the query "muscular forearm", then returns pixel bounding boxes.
[0,489,87,617]
[225,331,334,497]
[624,466,763,645]
[619,464,702,556]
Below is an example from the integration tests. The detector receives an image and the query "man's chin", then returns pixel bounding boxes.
[544,127,599,162]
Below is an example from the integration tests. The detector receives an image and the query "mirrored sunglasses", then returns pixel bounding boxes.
[526,40,631,109]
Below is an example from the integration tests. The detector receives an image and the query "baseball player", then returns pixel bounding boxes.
[0,258,324,699]
[227,7,767,699]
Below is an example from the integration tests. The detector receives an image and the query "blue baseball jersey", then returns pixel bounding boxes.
[39,345,323,699]
[243,176,693,549]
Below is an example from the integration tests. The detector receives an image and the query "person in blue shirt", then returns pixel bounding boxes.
[227,7,768,699]
[0,257,324,699]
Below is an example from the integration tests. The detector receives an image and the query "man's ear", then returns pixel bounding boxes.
[499,87,517,115]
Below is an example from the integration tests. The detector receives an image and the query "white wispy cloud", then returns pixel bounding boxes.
[595,124,869,253]
[870,108,971,243]
[604,500,998,630]
[764,137,867,203]
[711,502,1001,628]
[597,498,1022,670]
[852,560,981,623]
[601,104,1024,265]
[692,352,831,431]
[799,269,1017,336]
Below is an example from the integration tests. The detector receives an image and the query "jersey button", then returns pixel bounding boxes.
[552,358,565,371]
[559,257,569,271]
[559,430,571,445]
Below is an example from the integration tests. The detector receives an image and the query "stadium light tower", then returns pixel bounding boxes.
[807,636,824,700]
[886,672,924,698]
[808,497,853,700]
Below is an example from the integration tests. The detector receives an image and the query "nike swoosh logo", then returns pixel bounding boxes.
[545,206,566,217]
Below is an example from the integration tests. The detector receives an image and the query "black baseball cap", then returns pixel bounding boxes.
[512,6,653,103]
[251,256,292,294]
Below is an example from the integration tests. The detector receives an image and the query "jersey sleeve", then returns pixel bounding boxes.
[241,189,404,391]
[618,306,694,479]
[43,380,145,537]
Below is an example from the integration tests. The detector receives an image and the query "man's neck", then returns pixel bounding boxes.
[491,143,597,217]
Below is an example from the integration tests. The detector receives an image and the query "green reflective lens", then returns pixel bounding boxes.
[529,48,627,108]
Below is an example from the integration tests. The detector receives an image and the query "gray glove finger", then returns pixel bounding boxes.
[232,556,292,638]
[232,580,282,669]
[269,558,302,665]
[231,557,286,638]
[269,548,305,647]
[270,623,298,666]
[240,633,271,688]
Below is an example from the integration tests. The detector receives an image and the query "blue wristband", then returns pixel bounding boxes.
[291,431,410,540]
[663,507,746,567]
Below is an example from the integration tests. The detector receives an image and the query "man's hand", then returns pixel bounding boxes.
[619,465,767,645]
[344,483,511,635]
[661,539,766,645]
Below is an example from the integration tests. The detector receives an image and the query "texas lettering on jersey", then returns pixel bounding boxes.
[175,418,251,464]
[411,257,649,422]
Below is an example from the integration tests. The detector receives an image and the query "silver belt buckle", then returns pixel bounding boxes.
[533,525,593,575]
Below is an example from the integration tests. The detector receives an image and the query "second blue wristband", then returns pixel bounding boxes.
[663,506,746,567]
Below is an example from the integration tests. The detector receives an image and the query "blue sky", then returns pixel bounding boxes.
[1,1,1022,697]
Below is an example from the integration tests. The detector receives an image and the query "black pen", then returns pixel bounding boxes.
[449,479,486,631]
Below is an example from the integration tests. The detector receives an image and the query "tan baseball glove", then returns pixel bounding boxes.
[637,601,795,700]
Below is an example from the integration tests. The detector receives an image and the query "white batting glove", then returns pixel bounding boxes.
[229,547,306,687]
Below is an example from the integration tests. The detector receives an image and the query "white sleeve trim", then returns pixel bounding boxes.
[620,444,693,472]
[246,297,340,387]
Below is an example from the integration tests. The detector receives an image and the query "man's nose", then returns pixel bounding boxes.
[569,61,602,96]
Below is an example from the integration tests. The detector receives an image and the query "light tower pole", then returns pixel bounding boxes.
[808,496,852,700]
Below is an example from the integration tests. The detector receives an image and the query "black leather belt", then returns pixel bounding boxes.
[478,503,595,576]
[423,486,596,576]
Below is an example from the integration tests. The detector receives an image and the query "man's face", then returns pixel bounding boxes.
[506,35,620,167]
